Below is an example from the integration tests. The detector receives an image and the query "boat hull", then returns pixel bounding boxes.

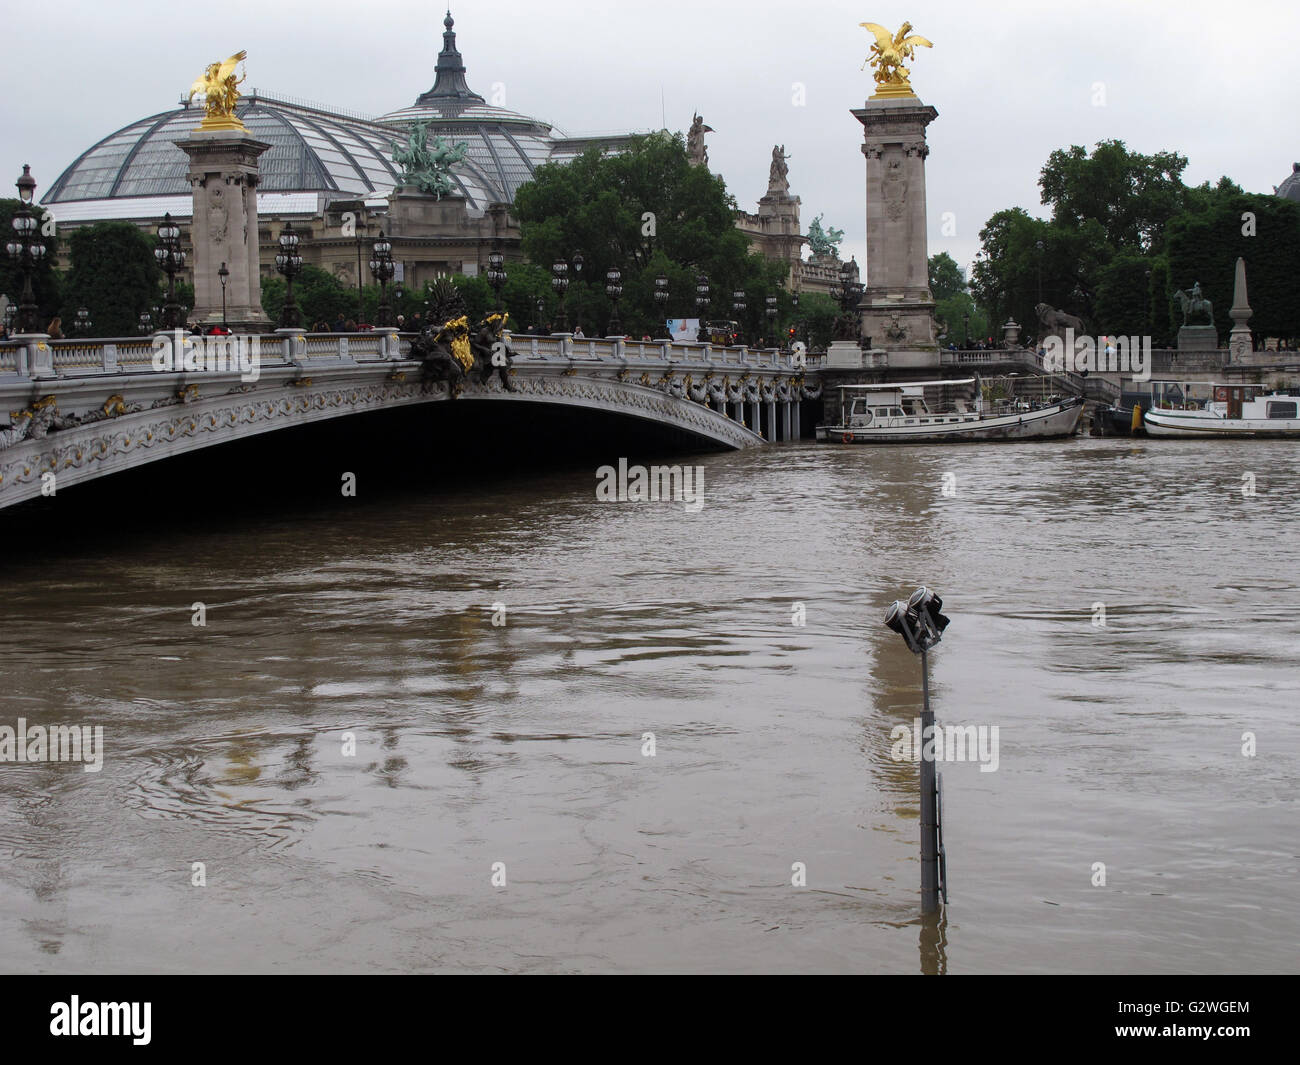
[1143,410,1300,438]
[816,398,1084,444]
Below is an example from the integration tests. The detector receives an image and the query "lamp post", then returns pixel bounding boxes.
[3,303,16,335]
[217,261,229,329]
[535,296,545,332]
[1035,239,1045,305]
[791,290,801,348]
[962,312,970,349]
[137,310,153,336]
[275,221,305,328]
[74,307,92,337]
[153,212,186,331]
[732,290,746,345]
[695,273,710,342]
[487,242,506,311]
[883,586,952,915]
[570,252,583,330]
[605,266,623,337]
[6,166,46,334]
[765,293,778,348]
[653,273,670,337]
[368,230,395,327]
[550,257,570,333]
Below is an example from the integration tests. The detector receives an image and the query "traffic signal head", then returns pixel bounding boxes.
[884,599,921,653]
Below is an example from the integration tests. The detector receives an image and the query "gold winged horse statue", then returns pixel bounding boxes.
[859,22,932,98]
[187,50,248,131]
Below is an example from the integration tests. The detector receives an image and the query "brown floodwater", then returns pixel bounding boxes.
[0,428,1296,973]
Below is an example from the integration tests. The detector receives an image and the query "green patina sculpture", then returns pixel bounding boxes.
[807,214,845,258]
[391,121,470,199]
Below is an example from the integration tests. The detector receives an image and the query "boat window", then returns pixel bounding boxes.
[891,407,905,417]
[1266,401,1297,419]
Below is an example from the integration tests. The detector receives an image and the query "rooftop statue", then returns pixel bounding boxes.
[769,145,790,192]
[807,214,844,259]
[687,113,713,168]
[391,121,470,199]
[187,50,248,132]
[859,21,932,98]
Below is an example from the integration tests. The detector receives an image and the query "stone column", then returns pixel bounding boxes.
[176,129,273,331]
[765,401,777,441]
[851,96,939,357]
[792,400,801,440]
[781,401,791,441]
[749,400,761,434]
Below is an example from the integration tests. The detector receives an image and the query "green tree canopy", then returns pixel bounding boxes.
[512,131,791,341]
[62,222,159,337]
[927,252,965,302]
[1039,140,1190,253]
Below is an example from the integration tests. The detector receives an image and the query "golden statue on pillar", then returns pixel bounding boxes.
[860,22,932,99]
[187,50,249,131]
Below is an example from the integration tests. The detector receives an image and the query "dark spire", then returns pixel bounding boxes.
[415,9,486,106]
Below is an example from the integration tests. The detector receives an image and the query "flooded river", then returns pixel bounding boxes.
[1,428,1296,973]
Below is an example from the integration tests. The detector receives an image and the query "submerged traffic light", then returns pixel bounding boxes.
[883,586,950,654]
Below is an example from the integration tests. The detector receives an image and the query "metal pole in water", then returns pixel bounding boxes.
[919,646,939,914]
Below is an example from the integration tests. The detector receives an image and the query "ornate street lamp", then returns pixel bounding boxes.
[74,306,92,337]
[1036,239,1045,304]
[792,290,803,347]
[6,166,46,334]
[695,273,710,342]
[2,303,15,334]
[137,310,153,335]
[275,221,305,328]
[962,312,970,348]
[368,229,395,327]
[550,257,570,333]
[217,261,229,329]
[765,293,778,348]
[154,212,186,330]
[653,273,670,336]
[732,289,746,344]
[486,241,506,311]
[535,296,545,331]
[605,265,623,337]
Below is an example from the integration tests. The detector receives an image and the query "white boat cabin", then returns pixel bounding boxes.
[837,382,981,430]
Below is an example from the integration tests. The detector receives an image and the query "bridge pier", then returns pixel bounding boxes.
[749,399,761,436]
[791,401,801,440]
[781,401,792,441]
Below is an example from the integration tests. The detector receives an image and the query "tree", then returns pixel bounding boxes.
[512,131,790,341]
[928,252,965,301]
[62,222,159,337]
[1039,140,1190,253]
[0,198,61,328]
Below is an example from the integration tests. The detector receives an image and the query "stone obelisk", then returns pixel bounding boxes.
[851,23,939,361]
[175,51,270,331]
[1227,257,1256,364]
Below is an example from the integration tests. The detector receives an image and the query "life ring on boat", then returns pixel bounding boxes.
[841,431,854,444]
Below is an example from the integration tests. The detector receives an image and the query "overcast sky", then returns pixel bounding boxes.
[4,0,1297,277]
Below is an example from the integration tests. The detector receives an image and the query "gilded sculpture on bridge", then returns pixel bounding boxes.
[411,278,516,396]
[187,50,249,132]
[859,21,932,98]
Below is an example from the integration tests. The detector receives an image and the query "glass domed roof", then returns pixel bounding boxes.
[44,11,585,214]
[1276,163,1300,203]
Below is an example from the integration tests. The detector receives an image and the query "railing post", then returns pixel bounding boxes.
[103,342,118,373]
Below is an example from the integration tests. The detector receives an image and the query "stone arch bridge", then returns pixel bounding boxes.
[0,331,823,511]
